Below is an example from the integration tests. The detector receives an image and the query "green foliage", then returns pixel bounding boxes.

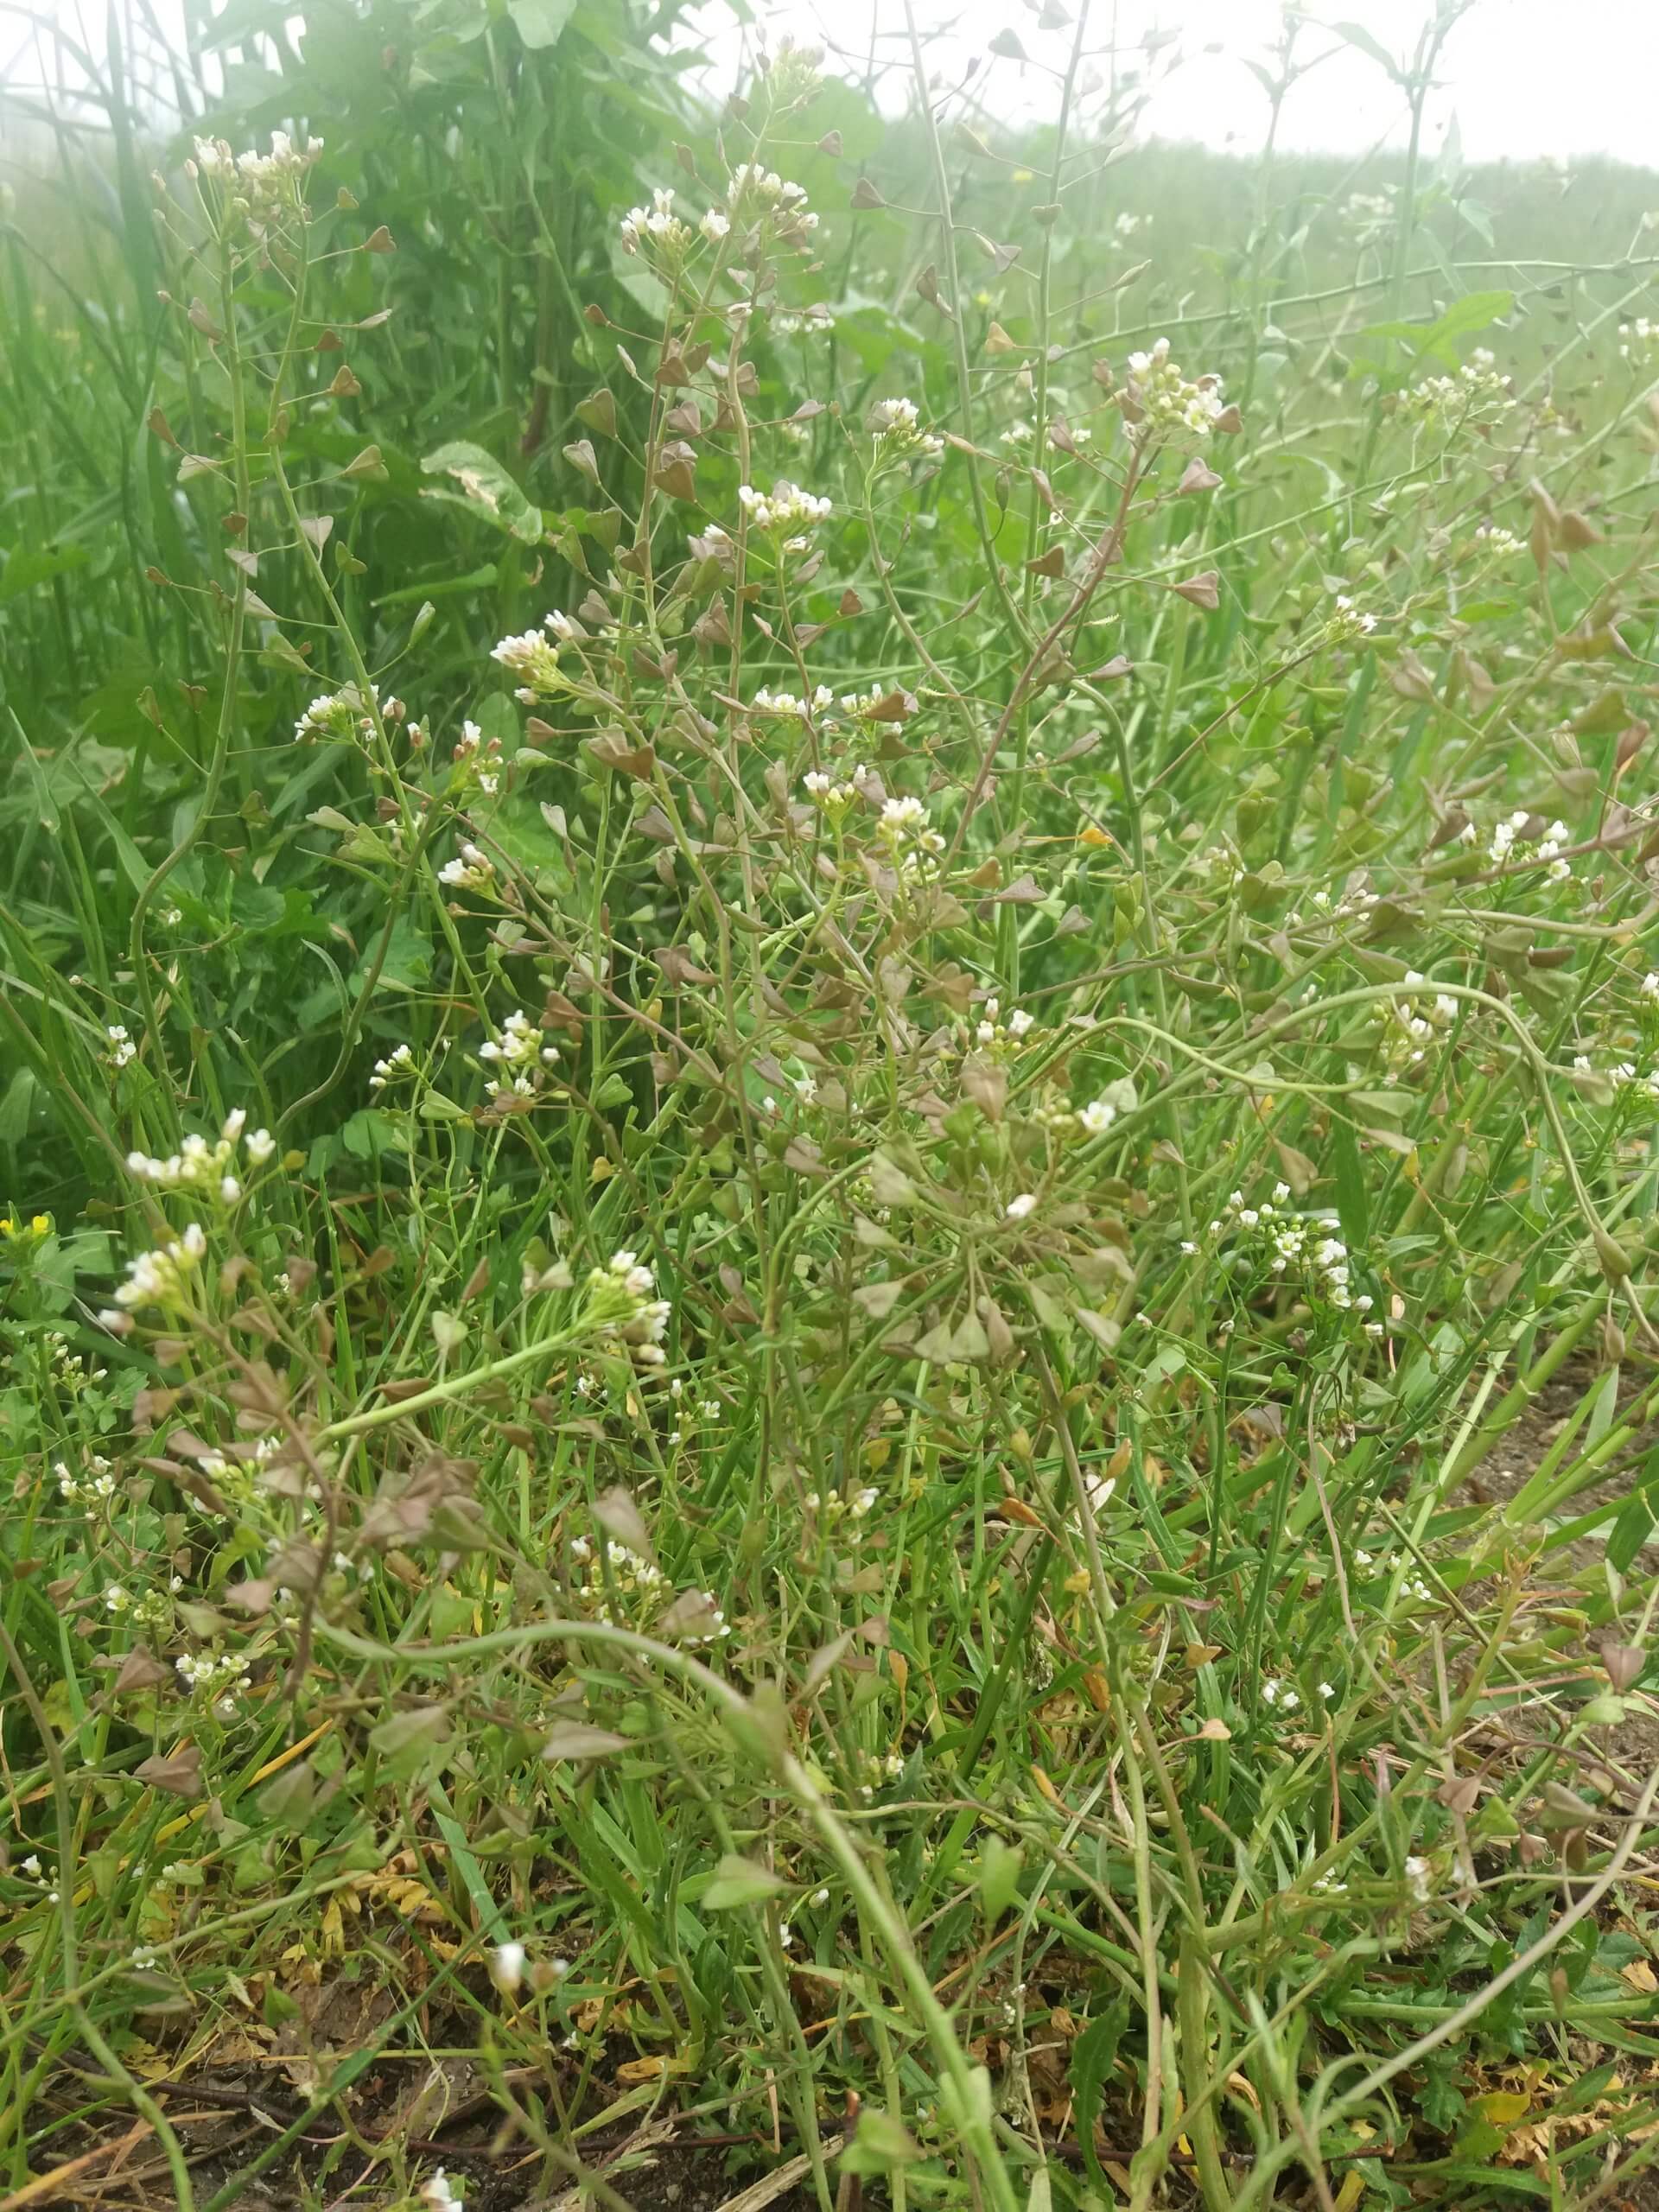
[6,6,1659,2211]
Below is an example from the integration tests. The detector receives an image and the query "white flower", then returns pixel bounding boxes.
[492,627,565,701]
[420,2171,463,2212]
[1005,1193,1038,1221]
[105,1025,137,1069]
[1403,1854,1431,1904]
[491,1941,527,1993]
[440,842,495,892]
[245,1127,276,1164]
[478,1010,552,1098]
[1329,593,1376,639]
[1119,337,1228,446]
[620,186,692,260]
[1079,1098,1117,1136]
[737,480,832,533]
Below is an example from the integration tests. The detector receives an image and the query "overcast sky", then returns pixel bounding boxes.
[691,0,1659,169]
[7,0,1659,172]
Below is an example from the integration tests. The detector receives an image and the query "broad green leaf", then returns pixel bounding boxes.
[420,440,543,543]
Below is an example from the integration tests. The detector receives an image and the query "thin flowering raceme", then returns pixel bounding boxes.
[175,1649,253,1713]
[875,793,945,881]
[56,1455,115,1503]
[105,1025,137,1070]
[369,1041,415,1093]
[1209,1187,1380,1332]
[126,1111,275,1198]
[1402,347,1513,425]
[478,1011,559,1102]
[105,1580,180,1630]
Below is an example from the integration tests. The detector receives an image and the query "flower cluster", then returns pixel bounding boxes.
[1327,593,1377,641]
[478,1011,559,1102]
[869,397,944,463]
[43,1330,106,1391]
[753,684,835,721]
[493,615,579,702]
[105,1579,181,1630]
[1373,971,1461,1071]
[191,131,323,212]
[126,1110,275,1202]
[726,164,818,249]
[1490,809,1569,879]
[1473,522,1526,560]
[875,794,945,882]
[1211,1186,1378,1329]
[569,1535,664,1619]
[1618,318,1659,367]
[369,1041,415,1093]
[737,480,832,537]
[451,718,503,796]
[294,682,380,745]
[759,35,824,107]
[1402,347,1513,425]
[56,1454,115,1503]
[1340,188,1395,240]
[439,842,494,893]
[105,1025,137,1070]
[176,1649,252,1717]
[620,186,696,262]
[971,996,1035,1051]
[584,1249,672,1367]
[1117,338,1230,445]
[804,1485,878,1529]
[803,771,861,813]
[774,302,834,338]
[106,1223,207,1319]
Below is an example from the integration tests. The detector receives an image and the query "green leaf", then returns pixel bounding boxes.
[1330,21,1400,78]
[977,1836,1023,1923]
[1071,1999,1129,2188]
[508,0,575,48]
[420,440,543,543]
[1331,1119,1370,1249]
[702,1853,786,1910]
[841,2110,923,2176]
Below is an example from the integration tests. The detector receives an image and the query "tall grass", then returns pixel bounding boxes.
[5,4,1659,2209]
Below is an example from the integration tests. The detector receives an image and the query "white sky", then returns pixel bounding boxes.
[694,0,1659,168]
[6,0,1659,170]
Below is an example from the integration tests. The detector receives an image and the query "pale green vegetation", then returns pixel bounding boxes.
[5,3,1659,2209]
